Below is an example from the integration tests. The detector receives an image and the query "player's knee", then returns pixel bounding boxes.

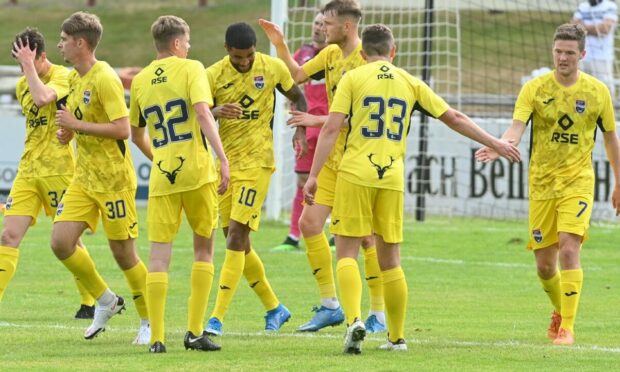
[299,214,321,236]
[0,228,21,247]
[361,235,374,248]
[536,261,557,278]
[50,231,71,259]
[226,224,250,250]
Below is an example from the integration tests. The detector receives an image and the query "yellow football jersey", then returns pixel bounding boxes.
[206,52,294,170]
[330,61,449,191]
[302,43,365,170]
[16,64,74,178]
[66,61,136,192]
[130,56,217,197]
[514,71,616,200]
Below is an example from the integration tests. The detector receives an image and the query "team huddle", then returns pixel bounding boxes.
[1,0,619,355]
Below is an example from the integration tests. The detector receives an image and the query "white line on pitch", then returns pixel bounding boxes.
[1,322,618,354]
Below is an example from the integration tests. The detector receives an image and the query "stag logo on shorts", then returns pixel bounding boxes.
[532,228,543,243]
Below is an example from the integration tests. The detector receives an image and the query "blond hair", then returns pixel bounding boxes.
[151,15,190,52]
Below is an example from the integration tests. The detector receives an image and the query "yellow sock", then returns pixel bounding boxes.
[538,270,561,313]
[146,272,168,344]
[0,246,19,302]
[61,247,107,299]
[304,233,336,299]
[211,249,245,321]
[187,261,214,335]
[73,246,95,306]
[363,246,384,312]
[336,257,362,325]
[244,248,279,311]
[383,266,407,342]
[123,260,148,320]
[559,268,583,333]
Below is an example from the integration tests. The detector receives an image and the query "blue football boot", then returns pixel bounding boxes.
[296,305,345,332]
[265,304,291,331]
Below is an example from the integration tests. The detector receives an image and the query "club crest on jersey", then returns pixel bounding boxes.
[532,228,543,243]
[83,90,91,105]
[575,100,585,113]
[254,76,264,89]
[5,197,13,210]
[56,202,64,216]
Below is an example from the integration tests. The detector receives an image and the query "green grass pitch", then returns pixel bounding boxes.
[1,209,619,370]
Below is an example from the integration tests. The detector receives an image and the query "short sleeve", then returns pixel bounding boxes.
[47,66,69,101]
[412,77,450,119]
[273,57,295,93]
[205,64,218,101]
[187,60,213,107]
[301,47,328,80]
[128,78,143,128]
[99,71,128,121]
[598,85,616,132]
[513,82,534,124]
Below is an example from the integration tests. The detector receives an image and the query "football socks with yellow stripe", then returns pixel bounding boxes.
[538,270,561,313]
[123,260,148,320]
[559,268,583,333]
[146,272,168,344]
[0,245,19,302]
[363,246,384,313]
[336,257,362,325]
[61,246,107,299]
[383,266,408,342]
[73,246,95,306]
[187,261,214,335]
[304,233,337,300]
[211,249,245,321]
[244,248,279,311]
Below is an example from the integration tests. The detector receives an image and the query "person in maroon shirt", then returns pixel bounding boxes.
[272,13,328,252]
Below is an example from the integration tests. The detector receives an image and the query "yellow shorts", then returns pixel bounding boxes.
[219,167,272,231]
[330,177,403,243]
[148,182,218,243]
[528,193,593,250]
[4,175,71,225]
[314,165,337,207]
[54,184,138,240]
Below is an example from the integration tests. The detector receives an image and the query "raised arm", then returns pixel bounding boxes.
[437,108,521,162]
[12,39,58,107]
[259,19,309,84]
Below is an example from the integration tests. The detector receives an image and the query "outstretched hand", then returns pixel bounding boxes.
[287,111,323,128]
[258,18,285,46]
